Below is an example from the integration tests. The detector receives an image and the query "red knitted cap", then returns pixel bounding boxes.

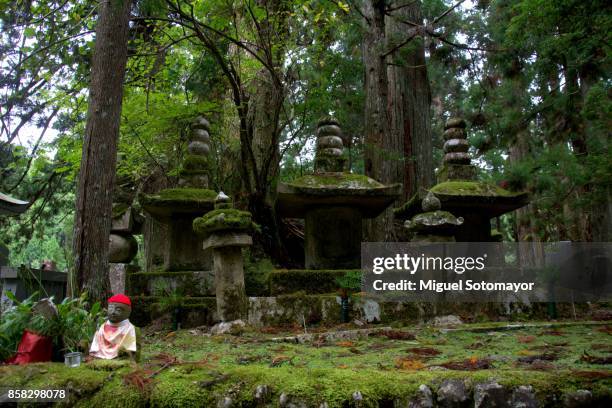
[108,294,131,307]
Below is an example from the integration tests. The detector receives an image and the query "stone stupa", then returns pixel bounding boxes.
[396,117,529,241]
[276,118,401,269]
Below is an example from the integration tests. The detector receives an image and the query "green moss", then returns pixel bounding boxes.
[288,173,385,189]
[270,269,361,295]
[393,192,422,219]
[430,181,521,197]
[80,376,145,408]
[182,154,209,171]
[193,208,254,234]
[3,321,612,407]
[140,188,216,207]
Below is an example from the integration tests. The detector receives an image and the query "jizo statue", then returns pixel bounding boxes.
[89,294,139,361]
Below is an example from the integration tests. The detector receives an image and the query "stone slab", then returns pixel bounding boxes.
[203,232,252,250]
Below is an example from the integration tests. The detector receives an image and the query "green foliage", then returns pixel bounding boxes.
[56,295,104,353]
[0,292,40,361]
[0,292,103,359]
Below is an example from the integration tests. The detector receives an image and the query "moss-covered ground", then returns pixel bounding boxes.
[1,321,610,406]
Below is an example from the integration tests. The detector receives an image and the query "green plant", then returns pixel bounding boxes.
[0,291,39,361]
[335,270,362,293]
[56,294,104,353]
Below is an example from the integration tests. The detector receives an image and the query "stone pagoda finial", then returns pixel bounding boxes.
[314,117,345,173]
[421,191,441,212]
[443,117,470,166]
[215,191,232,209]
[179,116,211,188]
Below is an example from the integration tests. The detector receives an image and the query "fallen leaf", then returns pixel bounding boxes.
[580,351,612,365]
[336,341,356,347]
[406,347,442,356]
[571,370,612,380]
[375,330,416,340]
[517,335,536,343]
[540,329,565,336]
[517,353,557,363]
[597,326,612,335]
[439,358,493,370]
[394,358,425,370]
[270,355,292,367]
[591,343,612,353]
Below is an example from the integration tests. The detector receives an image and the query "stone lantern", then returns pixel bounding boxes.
[193,192,253,322]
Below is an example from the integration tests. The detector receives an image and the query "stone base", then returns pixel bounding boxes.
[305,206,362,269]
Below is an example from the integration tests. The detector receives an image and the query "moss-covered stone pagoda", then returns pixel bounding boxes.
[277,118,401,269]
[396,117,529,241]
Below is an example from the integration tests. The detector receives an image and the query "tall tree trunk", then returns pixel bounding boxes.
[73,0,132,304]
[363,0,433,241]
[362,0,392,242]
[386,1,433,201]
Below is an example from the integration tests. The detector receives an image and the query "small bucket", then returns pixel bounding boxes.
[64,351,82,367]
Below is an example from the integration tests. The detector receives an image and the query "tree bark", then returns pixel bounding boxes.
[73,0,132,304]
[386,1,433,201]
[363,0,433,241]
[362,0,391,242]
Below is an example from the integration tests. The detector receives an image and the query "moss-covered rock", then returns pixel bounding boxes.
[192,208,254,235]
[430,181,521,197]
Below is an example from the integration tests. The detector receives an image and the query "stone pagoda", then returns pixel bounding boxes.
[138,116,216,280]
[277,118,401,269]
[396,117,528,241]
